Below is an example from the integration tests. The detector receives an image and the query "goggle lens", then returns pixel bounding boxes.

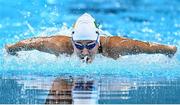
[74,42,96,50]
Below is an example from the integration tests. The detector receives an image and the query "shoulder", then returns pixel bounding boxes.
[50,35,71,41]
[99,36,126,47]
[99,36,129,59]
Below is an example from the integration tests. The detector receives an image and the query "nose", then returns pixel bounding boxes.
[81,48,89,55]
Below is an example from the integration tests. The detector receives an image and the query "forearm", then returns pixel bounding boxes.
[129,39,177,57]
[107,36,177,58]
[5,38,45,55]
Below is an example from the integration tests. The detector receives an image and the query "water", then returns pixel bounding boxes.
[0,0,180,104]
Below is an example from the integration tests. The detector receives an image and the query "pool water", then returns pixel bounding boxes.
[0,0,180,104]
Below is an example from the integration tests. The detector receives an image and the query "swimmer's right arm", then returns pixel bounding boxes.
[5,36,73,56]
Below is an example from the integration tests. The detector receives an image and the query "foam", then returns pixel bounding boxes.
[2,49,180,78]
[1,25,180,79]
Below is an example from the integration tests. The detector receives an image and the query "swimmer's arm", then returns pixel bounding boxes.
[106,36,177,59]
[5,36,73,56]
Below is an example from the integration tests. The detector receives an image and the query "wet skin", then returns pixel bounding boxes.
[5,36,177,63]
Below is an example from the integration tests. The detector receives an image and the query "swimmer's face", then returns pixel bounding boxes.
[72,40,99,63]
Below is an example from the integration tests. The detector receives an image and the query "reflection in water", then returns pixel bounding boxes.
[45,78,73,104]
[45,77,98,104]
[0,76,180,104]
[43,76,180,104]
[72,78,98,104]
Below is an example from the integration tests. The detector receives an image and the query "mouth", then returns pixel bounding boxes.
[81,56,92,63]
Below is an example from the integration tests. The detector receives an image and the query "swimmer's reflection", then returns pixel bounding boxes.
[45,77,98,104]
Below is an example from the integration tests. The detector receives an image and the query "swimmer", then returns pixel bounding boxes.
[5,13,177,63]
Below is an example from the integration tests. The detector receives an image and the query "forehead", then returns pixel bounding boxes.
[74,40,96,44]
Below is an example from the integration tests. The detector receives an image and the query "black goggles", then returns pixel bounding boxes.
[72,36,99,50]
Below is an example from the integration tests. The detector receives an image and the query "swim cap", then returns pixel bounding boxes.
[72,13,99,41]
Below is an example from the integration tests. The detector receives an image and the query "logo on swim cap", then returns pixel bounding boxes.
[72,13,99,41]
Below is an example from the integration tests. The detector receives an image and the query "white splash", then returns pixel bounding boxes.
[1,25,180,79]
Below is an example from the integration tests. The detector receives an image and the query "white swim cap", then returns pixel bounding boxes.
[72,13,99,41]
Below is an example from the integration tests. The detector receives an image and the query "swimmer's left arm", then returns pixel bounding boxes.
[105,36,177,59]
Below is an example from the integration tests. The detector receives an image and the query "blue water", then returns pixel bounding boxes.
[0,0,180,104]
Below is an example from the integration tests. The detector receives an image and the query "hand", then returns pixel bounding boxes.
[5,44,18,56]
[166,45,177,58]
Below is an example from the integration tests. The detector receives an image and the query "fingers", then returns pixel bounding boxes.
[166,45,177,58]
[5,44,18,56]
[170,46,177,52]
